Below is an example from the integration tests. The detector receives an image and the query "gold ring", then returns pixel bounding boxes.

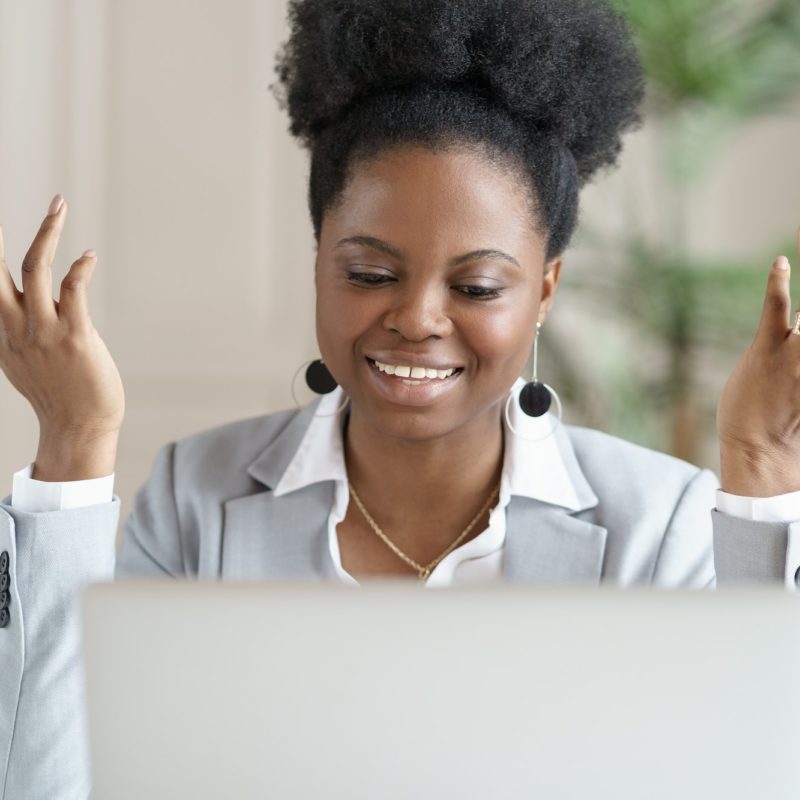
[793,310,800,335]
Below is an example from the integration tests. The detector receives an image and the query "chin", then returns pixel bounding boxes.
[358,403,470,443]
[346,388,504,446]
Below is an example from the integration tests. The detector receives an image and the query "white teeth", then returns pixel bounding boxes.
[373,360,458,380]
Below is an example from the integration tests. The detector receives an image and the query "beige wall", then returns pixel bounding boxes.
[1,1,799,519]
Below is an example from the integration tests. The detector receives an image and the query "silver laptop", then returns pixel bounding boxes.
[80,581,800,799]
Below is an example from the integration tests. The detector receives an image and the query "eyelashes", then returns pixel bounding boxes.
[346,271,390,286]
[456,285,503,300]
[344,271,503,300]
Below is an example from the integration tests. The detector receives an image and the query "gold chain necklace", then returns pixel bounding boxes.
[347,479,501,583]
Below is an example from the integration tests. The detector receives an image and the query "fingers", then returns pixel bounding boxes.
[20,194,66,326]
[58,251,97,333]
[756,254,793,345]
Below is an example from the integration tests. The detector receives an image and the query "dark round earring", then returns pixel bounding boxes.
[503,321,562,442]
[519,322,551,417]
[291,358,349,417]
[304,358,338,394]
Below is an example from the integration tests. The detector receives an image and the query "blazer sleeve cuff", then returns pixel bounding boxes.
[711,508,800,589]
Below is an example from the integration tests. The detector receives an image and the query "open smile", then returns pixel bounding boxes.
[364,357,464,405]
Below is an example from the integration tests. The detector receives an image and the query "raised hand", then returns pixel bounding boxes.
[717,227,800,497]
[0,194,124,480]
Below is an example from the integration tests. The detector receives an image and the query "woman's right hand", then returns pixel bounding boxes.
[0,194,125,480]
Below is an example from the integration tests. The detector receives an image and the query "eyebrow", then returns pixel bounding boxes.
[334,235,521,270]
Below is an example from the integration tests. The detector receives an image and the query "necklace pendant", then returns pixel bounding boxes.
[419,568,430,582]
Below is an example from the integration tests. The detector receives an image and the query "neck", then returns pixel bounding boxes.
[343,402,505,538]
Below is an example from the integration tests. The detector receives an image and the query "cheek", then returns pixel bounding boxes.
[461,303,536,369]
[316,284,372,364]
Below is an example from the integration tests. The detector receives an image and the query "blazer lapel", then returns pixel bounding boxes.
[220,405,338,580]
[502,422,608,584]
[222,485,337,580]
[503,499,608,583]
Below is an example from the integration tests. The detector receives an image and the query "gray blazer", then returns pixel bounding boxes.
[1,403,799,799]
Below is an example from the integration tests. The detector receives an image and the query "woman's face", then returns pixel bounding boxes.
[315,144,562,442]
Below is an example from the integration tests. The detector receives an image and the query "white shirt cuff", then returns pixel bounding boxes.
[11,463,115,512]
[716,488,800,523]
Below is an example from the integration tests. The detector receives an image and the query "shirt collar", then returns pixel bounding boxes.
[272,378,591,512]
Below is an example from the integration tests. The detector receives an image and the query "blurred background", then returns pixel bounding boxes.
[0,0,799,522]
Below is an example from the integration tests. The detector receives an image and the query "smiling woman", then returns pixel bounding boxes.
[1,0,800,795]
[265,0,650,580]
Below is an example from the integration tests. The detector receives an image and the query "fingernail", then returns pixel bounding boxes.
[47,193,64,215]
[82,249,96,258]
[776,256,790,271]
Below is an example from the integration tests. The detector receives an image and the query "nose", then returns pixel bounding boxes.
[382,282,454,342]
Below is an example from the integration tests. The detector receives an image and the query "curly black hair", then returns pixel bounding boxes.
[270,0,645,260]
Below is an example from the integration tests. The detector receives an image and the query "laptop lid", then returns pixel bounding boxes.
[80,581,800,799]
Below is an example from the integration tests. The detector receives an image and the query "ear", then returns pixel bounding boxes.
[538,256,563,324]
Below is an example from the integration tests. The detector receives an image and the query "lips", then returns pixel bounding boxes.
[363,356,464,406]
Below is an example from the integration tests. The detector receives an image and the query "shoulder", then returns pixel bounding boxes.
[562,422,718,506]
[560,425,719,586]
[163,406,304,496]
[174,406,298,458]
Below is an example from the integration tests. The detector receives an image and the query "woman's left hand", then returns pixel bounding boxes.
[717,227,800,497]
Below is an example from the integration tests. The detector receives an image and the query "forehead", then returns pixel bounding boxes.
[321,145,546,262]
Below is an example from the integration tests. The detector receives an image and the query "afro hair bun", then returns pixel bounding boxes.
[271,0,645,185]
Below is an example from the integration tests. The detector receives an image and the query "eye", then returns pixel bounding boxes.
[346,271,394,286]
[454,285,503,300]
